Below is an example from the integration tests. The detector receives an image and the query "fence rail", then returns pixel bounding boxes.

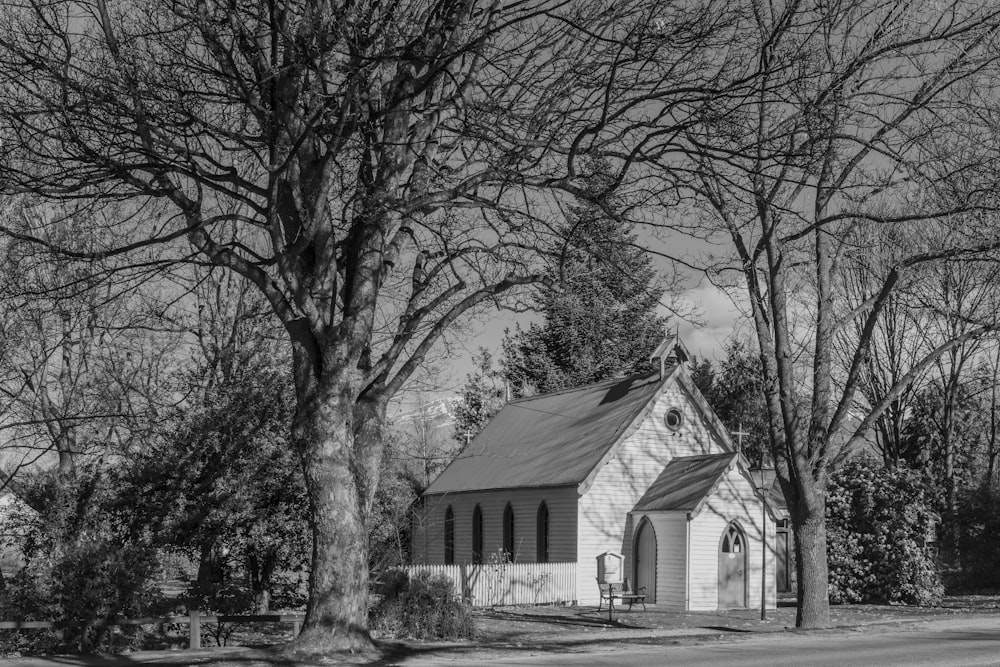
[407,562,577,607]
[0,612,305,649]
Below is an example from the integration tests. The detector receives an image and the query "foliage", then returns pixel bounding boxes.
[950,486,1000,591]
[826,457,943,606]
[693,339,771,466]
[0,471,164,654]
[453,349,508,444]
[901,381,986,504]
[370,570,474,641]
[502,163,665,397]
[369,434,420,573]
[140,343,310,612]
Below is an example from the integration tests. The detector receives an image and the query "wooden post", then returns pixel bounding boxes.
[292,619,301,637]
[189,610,201,649]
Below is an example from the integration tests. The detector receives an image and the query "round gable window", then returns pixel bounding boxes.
[664,407,683,431]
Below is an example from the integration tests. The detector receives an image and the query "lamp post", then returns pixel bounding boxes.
[758,465,767,621]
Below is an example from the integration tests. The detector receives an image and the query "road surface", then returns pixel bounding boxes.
[403,619,1000,666]
[4,617,999,666]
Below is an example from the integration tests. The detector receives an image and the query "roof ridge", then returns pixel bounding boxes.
[505,369,663,404]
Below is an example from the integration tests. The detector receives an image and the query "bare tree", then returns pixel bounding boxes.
[837,222,930,466]
[599,1,1000,628]
[0,207,179,503]
[978,341,1000,488]
[907,230,1000,560]
[0,0,733,649]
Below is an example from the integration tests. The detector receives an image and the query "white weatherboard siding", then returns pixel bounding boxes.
[688,467,776,611]
[625,511,687,609]
[576,377,726,605]
[415,487,577,566]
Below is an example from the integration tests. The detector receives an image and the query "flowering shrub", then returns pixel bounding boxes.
[826,456,943,605]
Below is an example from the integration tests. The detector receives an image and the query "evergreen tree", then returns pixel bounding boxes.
[502,166,665,396]
[452,349,507,445]
[693,339,771,466]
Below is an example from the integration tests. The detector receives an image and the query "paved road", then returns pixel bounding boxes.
[401,619,1000,666]
[4,618,1000,666]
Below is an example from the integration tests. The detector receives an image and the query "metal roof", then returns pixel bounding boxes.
[424,369,671,495]
[631,453,737,513]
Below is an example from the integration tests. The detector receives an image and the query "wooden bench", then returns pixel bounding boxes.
[596,578,647,618]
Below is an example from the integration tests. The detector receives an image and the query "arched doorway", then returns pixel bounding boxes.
[633,519,656,603]
[718,522,747,608]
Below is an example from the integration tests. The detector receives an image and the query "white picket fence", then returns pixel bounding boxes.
[406,562,577,607]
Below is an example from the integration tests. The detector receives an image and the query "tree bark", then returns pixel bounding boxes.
[247,548,277,613]
[293,380,373,653]
[196,542,225,587]
[791,493,831,629]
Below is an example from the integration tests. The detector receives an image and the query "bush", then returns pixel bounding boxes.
[0,541,162,656]
[370,570,474,640]
[0,474,164,655]
[826,456,943,605]
[951,486,1000,592]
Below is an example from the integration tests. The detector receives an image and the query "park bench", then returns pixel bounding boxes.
[596,578,647,615]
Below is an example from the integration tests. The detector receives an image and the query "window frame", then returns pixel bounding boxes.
[444,505,455,565]
[472,504,484,564]
[502,502,515,562]
[536,501,550,563]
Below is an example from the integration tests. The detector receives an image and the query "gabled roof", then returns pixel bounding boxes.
[425,368,673,495]
[632,453,737,514]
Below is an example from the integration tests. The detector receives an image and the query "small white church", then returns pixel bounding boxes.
[410,337,782,610]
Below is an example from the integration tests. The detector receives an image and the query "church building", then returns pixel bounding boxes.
[410,337,780,610]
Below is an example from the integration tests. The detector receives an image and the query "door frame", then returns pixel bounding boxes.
[718,521,748,608]
[633,517,657,603]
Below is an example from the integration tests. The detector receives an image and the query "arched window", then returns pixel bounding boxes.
[536,502,549,563]
[503,503,515,562]
[472,504,484,564]
[721,522,744,553]
[444,505,455,565]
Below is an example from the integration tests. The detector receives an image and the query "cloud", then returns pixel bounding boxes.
[677,282,745,362]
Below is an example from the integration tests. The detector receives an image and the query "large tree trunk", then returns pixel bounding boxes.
[247,547,277,613]
[196,542,225,587]
[790,493,831,629]
[293,381,373,653]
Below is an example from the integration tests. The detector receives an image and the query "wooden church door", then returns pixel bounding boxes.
[718,523,747,608]
[634,519,656,603]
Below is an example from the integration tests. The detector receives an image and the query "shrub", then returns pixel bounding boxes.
[951,486,1000,592]
[0,474,164,655]
[0,540,162,656]
[826,456,943,605]
[370,570,474,640]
